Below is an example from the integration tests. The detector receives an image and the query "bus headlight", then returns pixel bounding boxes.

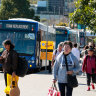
[32,60,35,63]
[30,65,32,67]
[28,60,31,63]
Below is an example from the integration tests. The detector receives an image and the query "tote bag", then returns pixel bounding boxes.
[10,75,20,96]
[48,83,60,96]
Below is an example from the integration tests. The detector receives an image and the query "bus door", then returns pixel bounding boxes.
[36,30,41,67]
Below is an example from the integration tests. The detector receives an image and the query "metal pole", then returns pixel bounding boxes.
[63,6,65,22]
[59,7,60,23]
[84,28,86,46]
[45,9,49,71]
[78,30,80,46]
[45,26,48,71]
[54,6,55,25]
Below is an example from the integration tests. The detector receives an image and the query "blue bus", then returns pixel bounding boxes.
[54,26,69,48]
[0,18,56,70]
[54,26,80,48]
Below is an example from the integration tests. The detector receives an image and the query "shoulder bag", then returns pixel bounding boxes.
[64,55,78,88]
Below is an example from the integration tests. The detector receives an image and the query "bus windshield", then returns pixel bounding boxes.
[0,31,35,55]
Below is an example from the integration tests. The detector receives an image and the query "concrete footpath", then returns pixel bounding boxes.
[0,71,96,96]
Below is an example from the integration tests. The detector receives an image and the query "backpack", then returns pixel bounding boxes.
[16,56,28,77]
[86,55,88,62]
[55,49,57,55]
[85,50,88,55]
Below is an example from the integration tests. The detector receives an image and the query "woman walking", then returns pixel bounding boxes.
[82,47,96,91]
[0,39,18,96]
[53,41,80,96]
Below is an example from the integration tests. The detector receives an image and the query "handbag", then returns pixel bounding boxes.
[4,74,19,95]
[10,86,20,96]
[67,74,78,88]
[9,76,20,96]
[48,83,60,96]
[64,55,78,88]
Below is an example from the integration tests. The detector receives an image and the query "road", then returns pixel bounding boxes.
[0,71,4,81]
[0,71,96,96]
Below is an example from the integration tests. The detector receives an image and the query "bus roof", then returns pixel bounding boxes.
[2,18,56,34]
[9,18,38,23]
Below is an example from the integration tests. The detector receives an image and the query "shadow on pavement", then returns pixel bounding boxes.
[35,70,52,75]
[79,83,87,86]
[26,69,52,75]
[77,76,86,78]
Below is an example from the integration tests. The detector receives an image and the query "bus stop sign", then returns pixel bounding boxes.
[40,41,54,60]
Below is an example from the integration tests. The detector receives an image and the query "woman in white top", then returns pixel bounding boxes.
[51,42,64,67]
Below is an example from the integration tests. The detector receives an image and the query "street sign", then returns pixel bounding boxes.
[40,41,54,60]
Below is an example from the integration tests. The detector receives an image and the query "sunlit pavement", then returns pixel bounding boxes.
[0,71,96,96]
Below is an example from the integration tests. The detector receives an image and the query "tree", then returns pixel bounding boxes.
[70,0,96,33]
[34,16,40,22]
[30,0,37,4]
[56,22,68,26]
[0,0,38,20]
[40,18,47,23]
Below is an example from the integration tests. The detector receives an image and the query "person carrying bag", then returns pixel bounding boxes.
[53,41,80,96]
[10,75,20,96]
[48,83,60,96]
[64,55,78,88]
[4,73,20,96]
[0,40,19,96]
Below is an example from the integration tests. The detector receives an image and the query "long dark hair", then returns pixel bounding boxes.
[2,39,15,50]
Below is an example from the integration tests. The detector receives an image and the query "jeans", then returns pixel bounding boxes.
[58,83,73,96]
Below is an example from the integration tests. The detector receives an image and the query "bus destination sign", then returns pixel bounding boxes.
[0,22,36,31]
[6,24,29,30]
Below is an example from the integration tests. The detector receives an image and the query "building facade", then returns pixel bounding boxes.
[48,0,64,15]
[48,0,75,15]
[37,1,47,14]
[36,0,76,15]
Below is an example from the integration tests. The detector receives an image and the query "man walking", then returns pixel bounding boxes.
[72,43,80,61]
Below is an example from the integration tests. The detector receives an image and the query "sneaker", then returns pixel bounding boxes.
[87,87,90,91]
[91,84,95,89]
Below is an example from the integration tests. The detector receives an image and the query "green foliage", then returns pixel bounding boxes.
[94,38,96,43]
[34,16,40,22]
[90,1,96,9]
[0,0,35,20]
[40,18,47,22]
[56,22,68,26]
[70,0,96,33]
[30,0,38,4]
